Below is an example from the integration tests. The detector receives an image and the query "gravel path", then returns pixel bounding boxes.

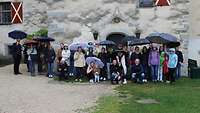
[0,65,114,113]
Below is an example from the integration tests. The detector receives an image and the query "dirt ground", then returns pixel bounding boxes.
[0,64,114,113]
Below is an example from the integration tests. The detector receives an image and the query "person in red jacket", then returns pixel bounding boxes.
[163,54,169,83]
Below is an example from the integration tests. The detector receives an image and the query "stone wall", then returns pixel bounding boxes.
[47,0,189,43]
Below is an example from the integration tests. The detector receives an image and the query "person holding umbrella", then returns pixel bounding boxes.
[12,39,23,75]
[9,30,27,75]
[74,46,86,82]
[87,62,100,83]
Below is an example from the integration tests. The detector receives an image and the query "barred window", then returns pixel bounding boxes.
[0,2,11,25]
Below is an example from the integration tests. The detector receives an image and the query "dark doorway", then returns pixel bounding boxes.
[106,32,127,45]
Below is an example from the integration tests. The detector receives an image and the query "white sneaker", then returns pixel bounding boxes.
[103,78,106,81]
[75,79,78,82]
[123,79,127,84]
[89,79,94,83]
[79,79,82,82]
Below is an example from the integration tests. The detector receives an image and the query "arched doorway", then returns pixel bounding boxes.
[106,32,127,45]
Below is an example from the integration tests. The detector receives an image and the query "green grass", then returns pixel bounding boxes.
[94,78,200,113]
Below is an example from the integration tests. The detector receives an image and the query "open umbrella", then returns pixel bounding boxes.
[99,40,116,46]
[122,35,136,45]
[8,30,27,39]
[146,33,177,44]
[33,36,55,42]
[86,57,104,68]
[69,42,93,51]
[129,38,150,46]
[24,40,38,45]
[166,41,180,48]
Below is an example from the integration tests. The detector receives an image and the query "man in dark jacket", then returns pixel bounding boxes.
[12,39,22,75]
[110,60,122,84]
[131,59,145,83]
[175,47,184,79]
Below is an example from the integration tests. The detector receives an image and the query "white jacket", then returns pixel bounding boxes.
[116,55,127,75]
[61,50,71,65]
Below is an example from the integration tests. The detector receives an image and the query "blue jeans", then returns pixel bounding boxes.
[48,63,54,75]
[132,73,145,83]
[29,60,38,76]
[107,63,111,79]
[74,67,84,79]
[176,63,181,79]
[151,65,159,81]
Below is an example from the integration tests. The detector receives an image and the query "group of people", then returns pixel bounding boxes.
[12,39,184,84]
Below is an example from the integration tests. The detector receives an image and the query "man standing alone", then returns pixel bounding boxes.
[12,39,22,75]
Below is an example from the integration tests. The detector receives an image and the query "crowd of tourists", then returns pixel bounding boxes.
[12,39,184,84]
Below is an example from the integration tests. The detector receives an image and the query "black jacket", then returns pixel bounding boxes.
[141,52,149,65]
[98,52,107,64]
[176,51,184,63]
[131,52,141,63]
[110,64,120,74]
[12,43,22,59]
[46,48,56,63]
[132,64,144,75]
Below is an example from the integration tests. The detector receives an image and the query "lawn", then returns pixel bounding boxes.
[93,78,200,113]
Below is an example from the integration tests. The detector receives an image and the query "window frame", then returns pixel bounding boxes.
[0,2,12,25]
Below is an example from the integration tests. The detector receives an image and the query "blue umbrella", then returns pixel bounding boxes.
[86,57,104,68]
[146,33,177,44]
[34,36,55,42]
[8,30,27,39]
[99,40,116,46]
[69,42,93,51]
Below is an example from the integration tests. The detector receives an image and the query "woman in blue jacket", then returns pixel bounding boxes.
[168,48,178,83]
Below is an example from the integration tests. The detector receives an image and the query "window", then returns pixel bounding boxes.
[139,0,154,8]
[0,2,11,25]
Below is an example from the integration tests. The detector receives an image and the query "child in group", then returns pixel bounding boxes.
[158,52,165,82]
[163,54,169,83]
[87,62,100,83]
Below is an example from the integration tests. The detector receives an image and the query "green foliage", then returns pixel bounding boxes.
[32,28,48,37]
[93,78,200,113]
[26,28,48,39]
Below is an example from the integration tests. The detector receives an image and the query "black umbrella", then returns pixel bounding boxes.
[129,38,150,46]
[99,40,116,46]
[166,41,180,48]
[8,30,27,39]
[122,35,136,44]
[33,36,55,42]
[146,33,177,44]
